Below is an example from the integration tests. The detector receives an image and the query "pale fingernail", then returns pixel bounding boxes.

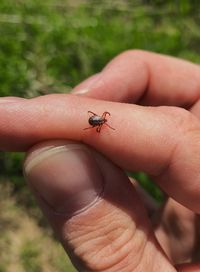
[72,73,102,95]
[24,144,104,216]
[72,88,89,95]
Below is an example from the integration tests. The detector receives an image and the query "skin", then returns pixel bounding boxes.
[1,50,200,271]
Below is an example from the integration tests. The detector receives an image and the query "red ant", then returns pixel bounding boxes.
[83,111,115,133]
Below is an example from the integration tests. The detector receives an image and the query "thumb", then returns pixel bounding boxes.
[23,140,175,271]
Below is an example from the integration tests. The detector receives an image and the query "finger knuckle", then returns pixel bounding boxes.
[158,106,200,134]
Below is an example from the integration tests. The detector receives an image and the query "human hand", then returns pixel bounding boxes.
[1,50,200,271]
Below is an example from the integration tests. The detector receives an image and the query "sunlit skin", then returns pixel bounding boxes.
[1,50,200,271]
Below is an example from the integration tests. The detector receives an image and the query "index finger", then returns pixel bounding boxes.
[74,50,200,108]
[1,94,200,213]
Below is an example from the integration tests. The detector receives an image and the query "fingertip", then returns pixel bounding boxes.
[24,139,169,271]
[72,73,101,95]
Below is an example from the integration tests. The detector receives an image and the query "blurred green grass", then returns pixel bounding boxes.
[0,0,200,270]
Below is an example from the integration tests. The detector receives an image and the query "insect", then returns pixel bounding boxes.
[83,111,115,133]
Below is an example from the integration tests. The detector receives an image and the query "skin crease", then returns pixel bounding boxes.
[1,50,200,271]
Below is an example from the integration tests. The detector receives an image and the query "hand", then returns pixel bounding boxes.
[1,50,200,271]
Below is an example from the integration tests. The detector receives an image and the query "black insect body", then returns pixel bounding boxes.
[84,111,115,133]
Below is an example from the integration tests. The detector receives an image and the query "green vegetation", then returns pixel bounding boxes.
[0,0,200,270]
[20,241,41,272]
[0,184,76,271]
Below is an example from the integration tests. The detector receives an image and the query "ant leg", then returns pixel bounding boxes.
[88,111,98,116]
[104,123,115,130]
